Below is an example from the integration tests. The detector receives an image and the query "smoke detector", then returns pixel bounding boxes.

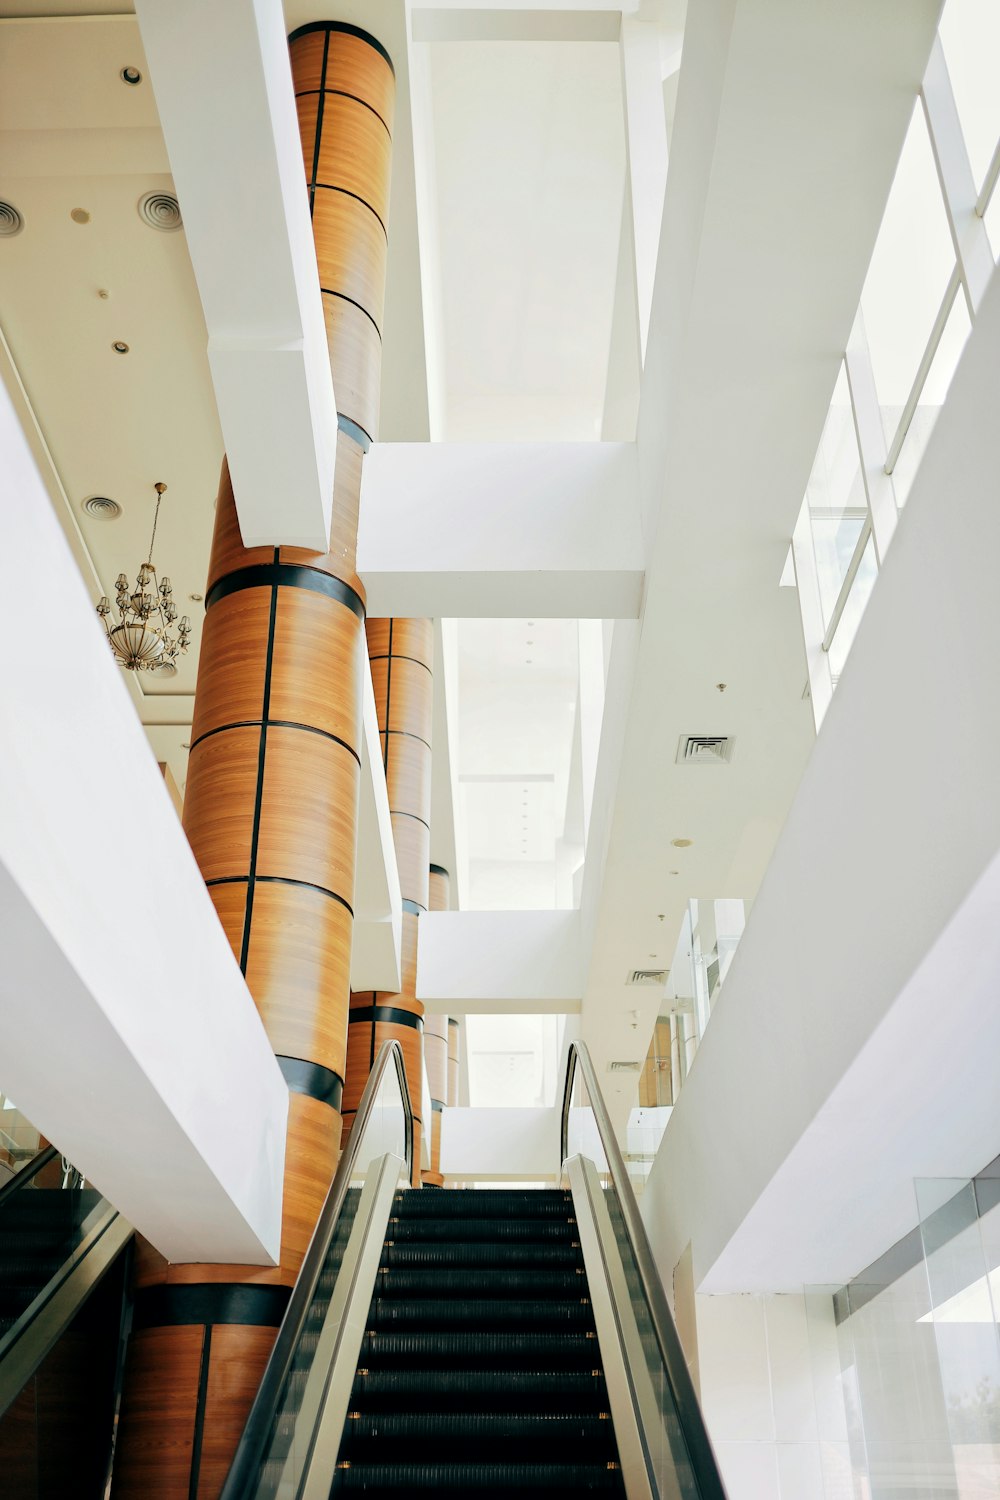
[676,735,735,766]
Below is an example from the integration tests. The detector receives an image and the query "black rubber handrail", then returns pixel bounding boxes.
[0,1144,58,1212]
[561,1041,727,1500]
[220,1039,413,1500]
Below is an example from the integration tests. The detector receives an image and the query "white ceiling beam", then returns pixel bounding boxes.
[411,8,621,44]
[358,441,644,618]
[577,0,944,1126]
[417,910,583,1013]
[644,266,1000,1292]
[0,378,287,1267]
[619,16,669,361]
[134,0,337,549]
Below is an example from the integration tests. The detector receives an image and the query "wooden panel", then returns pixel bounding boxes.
[183,727,259,880]
[424,1108,443,1187]
[391,811,430,908]
[113,1326,202,1498]
[256,728,358,902]
[196,1326,276,1500]
[369,656,433,743]
[311,189,387,330]
[385,732,432,825]
[373,1019,423,1127]
[204,881,245,968]
[0,1380,37,1495]
[322,292,382,440]
[206,460,274,591]
[291,31,395,135]
[268,588,364,750]
[245,880,352,1076]
[367,616,432,669]
[428,866,450,913]
[136,1094,340,1289]
[280,429,364,584]
[296,93,391,224]
[190,591,270,744]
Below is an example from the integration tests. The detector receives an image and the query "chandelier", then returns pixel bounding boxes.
[96,482,192,673]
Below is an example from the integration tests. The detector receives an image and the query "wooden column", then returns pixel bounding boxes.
[344,618,433,1184]
[112,25,394,1500]
[423,865,450,1187]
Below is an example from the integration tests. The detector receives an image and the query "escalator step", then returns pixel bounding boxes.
[374,1267,585,1299]
[381,1242,581,1270]
[394,1192,572,1219]
[367,1297,594,1331]
[350,1368,609,1412]
[358,1330,600,1368]
[334,1460,623,1493]
[340,1410,617,1461]
[385,1217,576,1243]
[0,1255,64,1285]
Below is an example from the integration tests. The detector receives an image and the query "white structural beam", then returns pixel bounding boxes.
[410,8,621,44]
[358,442,644,618]
[352,666,403,993]
[0,381,287,1266]
[643,267,1000,1292]
[578,0,942,1127]
[417,911,584,1013]
[620,17,669,361]
[134,0,337,549]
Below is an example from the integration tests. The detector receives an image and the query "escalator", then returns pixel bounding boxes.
[221,1041,728,1500]
[0,1145,133,1498]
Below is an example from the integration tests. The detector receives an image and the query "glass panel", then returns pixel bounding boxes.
[889,286,972,507]
[916,1177,1000,1494]
[861,104,956,429]
[827,534,878,680]
[805,364,868,628]
[252,1053,408,1497]
[940,0,1000,195]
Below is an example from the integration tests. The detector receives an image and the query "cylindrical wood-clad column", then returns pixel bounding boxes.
[345,618,433,1183]
[447,1019,461,1110]
[423,865,450,1187]
[112,25,394,1500]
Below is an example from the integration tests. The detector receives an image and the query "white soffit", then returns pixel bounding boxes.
[134,0,337,549]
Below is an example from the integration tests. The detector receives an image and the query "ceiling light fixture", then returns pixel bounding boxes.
[120,66,142,85]
[671,838,693,848]
[112,341,129,354]
[96,482,191,673]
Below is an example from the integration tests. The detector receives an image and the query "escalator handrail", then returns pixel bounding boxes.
[220,1038,413,1500]
[560,1041,726,1500]
[0,1144,59,1211]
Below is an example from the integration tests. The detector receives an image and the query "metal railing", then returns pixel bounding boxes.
[0,1143,58,1210]
[220,1039,413,1500]
[561,1040,727,1500]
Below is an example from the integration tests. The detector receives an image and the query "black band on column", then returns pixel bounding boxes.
[277,1056,345,1111]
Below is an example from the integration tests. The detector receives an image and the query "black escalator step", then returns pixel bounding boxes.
[0,1255,64,1286]
[359,1329,600,1368]
[340,1410,617,1462]
[351,1368,609,1413]
[381,1242,581,1270]
[375,1267,585,1299]
[0,1188,103,1229]
[395,1191,572,1218]
[386,1217,576,1243]
[368,1297,594,1332]
[335,1461,623,1494]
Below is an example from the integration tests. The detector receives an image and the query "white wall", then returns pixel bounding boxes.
[696,1292,851,1500]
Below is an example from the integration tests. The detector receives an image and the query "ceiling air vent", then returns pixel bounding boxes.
[607,1060,643,1073]
[0,202,23,238]
[82,495,121,520]
[138,192,182,232]
[676,735,735,766]
[627,969,668,987]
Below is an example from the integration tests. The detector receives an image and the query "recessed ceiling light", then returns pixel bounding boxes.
[120,66,142,85]
[0,202,23,238]
[112,340,129,354]
[81,495,121,521]
[671,838,693,848]
[526,640,533,646]
[189,592,203,603]
[70,208,91,225]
